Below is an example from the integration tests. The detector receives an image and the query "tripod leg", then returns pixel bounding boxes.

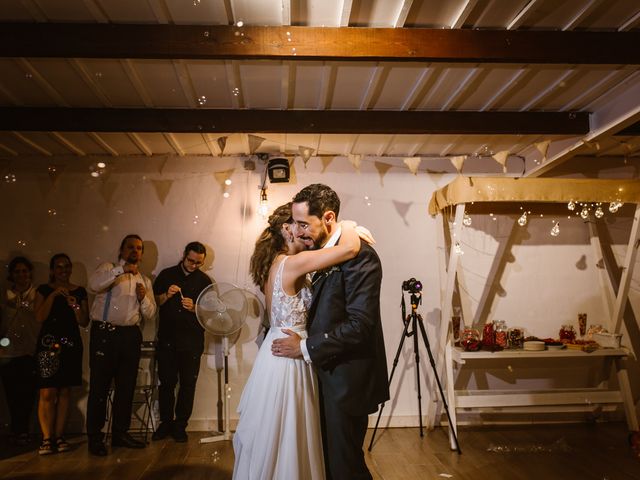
[368,319,412,451]
[416,315,462,454]
[412,313,424,438]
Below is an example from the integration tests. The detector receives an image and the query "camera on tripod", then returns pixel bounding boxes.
[402,277,422,294]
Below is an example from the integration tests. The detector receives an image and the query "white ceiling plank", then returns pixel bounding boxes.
[146,0,171,24]
[0,143,19,156]
[280,62,295,110]
[559,69,625,111]
[480,68,527,111]
[618,9,640,31]
[317,64,334,110]
[50,132,86,156]
[507,0,540,30]
[439,137,460,156]
[20,0,48,22]
[173,60,197,108]
[339,0,353,26]
[163,132,185,156]
[0,81,23,106]
[121,60,154,107]
[519,69,576,111]
[127,133,153,156]
[360,66,385,110]
[377,134,396,156]
[202,133,220,156]
[400,67,435,111]
[343,134,360,155]
[89,132,119,156]
[526,71,640,177]
[13,131,52,156]
[15,58,69,107]
[394,0,414,28]
[450,0,478,29]
[440,67,480,111]
[281,0,291,25]
[68,59,112,106]
[225,60,243,109]
[562,0,603,31]
[82,0,110,23]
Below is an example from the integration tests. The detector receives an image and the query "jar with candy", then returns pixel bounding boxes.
[559,324,576,342]
[494,320,508,348]
[508,327,524,349]
[482,322,495,348]
[461,328,481,351]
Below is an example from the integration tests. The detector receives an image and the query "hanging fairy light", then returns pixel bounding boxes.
[580,206,589,219]
[517,212,528,226]
[258,188,269,218]
[594,206,604,218]
[609,201,622,213]
[463,212,472,227]
[454,242,464,255]
[550,222,560,237]
[567,200,576,211]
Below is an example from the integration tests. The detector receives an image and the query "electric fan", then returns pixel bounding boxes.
[196,282,248,443]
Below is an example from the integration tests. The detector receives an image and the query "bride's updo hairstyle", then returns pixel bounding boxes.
[250,202,293,292]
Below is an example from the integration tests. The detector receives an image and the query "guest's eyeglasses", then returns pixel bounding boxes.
[185,258,204,267]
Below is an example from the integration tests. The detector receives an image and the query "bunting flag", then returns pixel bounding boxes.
[449,155,467,173]
[298,146,314,168]
[214,169,235,188]
[247,134,266,154]
[347,153,362,172]
[151,179,174,205]
[492,150,509,173]
[374,161,393,186]
[217,136,228,155]
[392,200,412,226]
[403,157,422,175]
[535,140,551,161]
[321,156,335,173]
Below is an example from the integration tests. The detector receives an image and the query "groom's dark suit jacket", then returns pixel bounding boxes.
[306,239,389,416]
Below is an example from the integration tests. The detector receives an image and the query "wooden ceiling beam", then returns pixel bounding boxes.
[1,24,639,64]
[0,107,589,135]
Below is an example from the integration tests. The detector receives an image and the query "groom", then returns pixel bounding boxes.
[272,183,389,480]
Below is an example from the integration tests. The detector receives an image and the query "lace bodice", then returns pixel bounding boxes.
[270,257,312,329]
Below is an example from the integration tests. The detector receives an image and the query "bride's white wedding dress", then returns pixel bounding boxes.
[233,257,325,480]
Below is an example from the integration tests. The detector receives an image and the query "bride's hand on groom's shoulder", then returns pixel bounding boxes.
[341,220,376,245]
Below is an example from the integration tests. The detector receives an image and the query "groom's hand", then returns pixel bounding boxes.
[272,329,302,358]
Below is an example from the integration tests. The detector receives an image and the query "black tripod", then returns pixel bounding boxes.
[368,287,462,454]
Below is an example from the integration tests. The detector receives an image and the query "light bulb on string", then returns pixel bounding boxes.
[258,188,269,218]
[463,212,472,226]
[454,242,464,256]
[609,202,622,213]
[517,212,528,226]
[550,222,560,237]
[567,200,576,211]
[594,206,604,218]
[3,173,16,183]
[580,206,589,219]
[363,195,372,207]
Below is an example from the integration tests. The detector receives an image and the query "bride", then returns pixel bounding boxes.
[233,202,366,480]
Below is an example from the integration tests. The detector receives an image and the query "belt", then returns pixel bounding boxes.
[91,320,137,332]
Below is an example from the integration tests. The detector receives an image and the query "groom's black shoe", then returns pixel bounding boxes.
[88,437,108,456]
[171,425,188,443]
[112,432,145,449]
[152,422,172,441]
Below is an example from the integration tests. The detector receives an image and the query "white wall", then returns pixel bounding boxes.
[1,154,638,432]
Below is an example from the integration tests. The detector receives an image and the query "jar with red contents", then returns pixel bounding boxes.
[461,328,481,351]
[559,324,576,342]
[494,320,508,348]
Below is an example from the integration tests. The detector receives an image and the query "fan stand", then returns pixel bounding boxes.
[200,336,233,444]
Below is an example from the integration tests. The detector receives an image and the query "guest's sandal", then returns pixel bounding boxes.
[56,437,71,452]
[38,438,55,455]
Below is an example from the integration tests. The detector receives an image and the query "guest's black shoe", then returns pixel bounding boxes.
[151,422,172,441]
[111,432,145,449]
[171,426,188,443]
[88,440,108,456]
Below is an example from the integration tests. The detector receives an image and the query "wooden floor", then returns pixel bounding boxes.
[1,423,638,479]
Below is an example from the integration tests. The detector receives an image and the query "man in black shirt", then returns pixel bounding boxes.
[152,241,212,442]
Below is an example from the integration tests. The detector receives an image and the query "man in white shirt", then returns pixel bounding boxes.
[86,234,157,456]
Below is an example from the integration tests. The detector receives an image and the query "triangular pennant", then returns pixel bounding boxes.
[214,169,235,188]
[321,156,335,173]
[492,150,509,173]
[247,134,266,154]
[298,146,314,168]
[403,157,422,175]
[449,155,467,173]
[347,153,362,172]
[535,140,551,160]
[392,200,412,226]
[217,136,228,155]
[374,161,393,186]
[99,180,118,206]
[151,179,174,205]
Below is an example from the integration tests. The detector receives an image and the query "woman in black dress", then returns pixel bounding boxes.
[34,253,89,455]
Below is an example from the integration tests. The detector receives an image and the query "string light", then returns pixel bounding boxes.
[550,222,560,237]
[258,188,269,218]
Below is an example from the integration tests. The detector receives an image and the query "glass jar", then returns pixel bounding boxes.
[508,327,524,349]
[559,324,576,342]
[494,320,508,348]
[461,328,481,351]
[482,322,495,347]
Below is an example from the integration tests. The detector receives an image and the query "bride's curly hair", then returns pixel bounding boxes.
[250,202,293,292]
